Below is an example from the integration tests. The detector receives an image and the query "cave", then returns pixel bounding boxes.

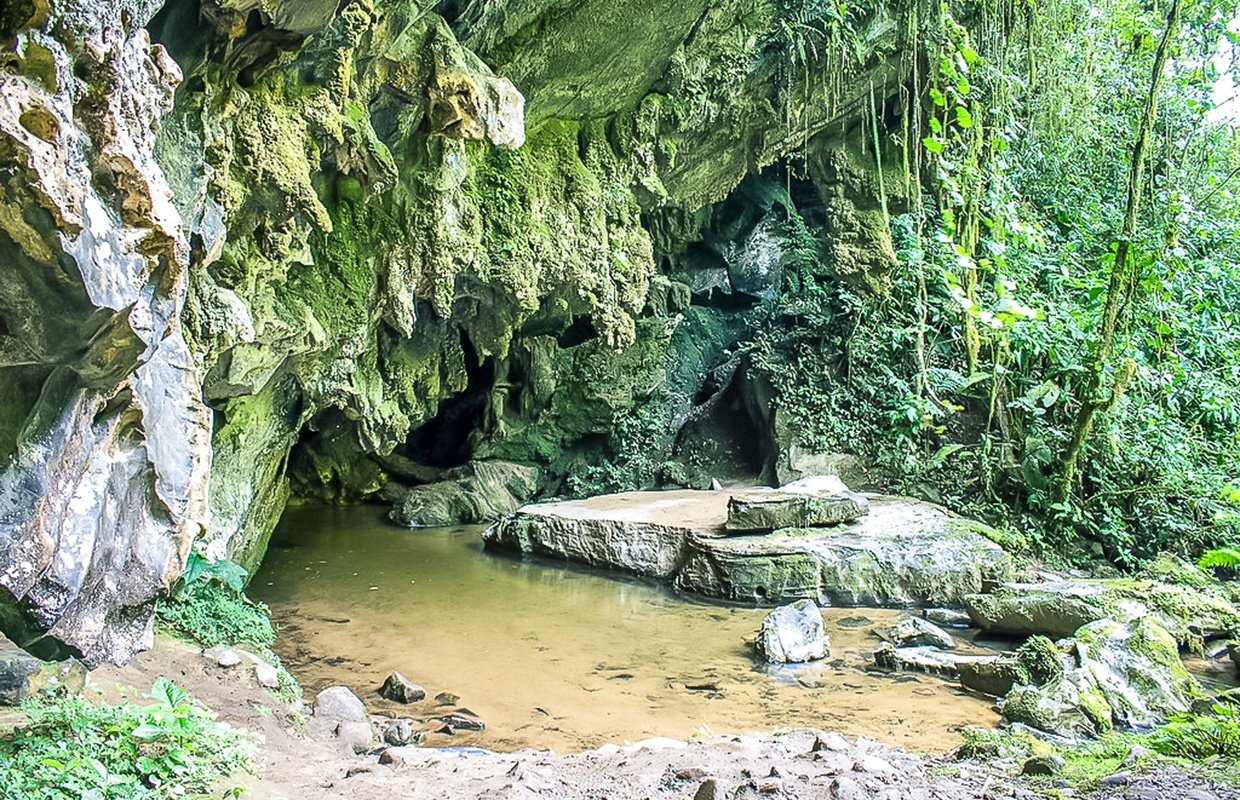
[399,332,496,469]
[674,358,778,486]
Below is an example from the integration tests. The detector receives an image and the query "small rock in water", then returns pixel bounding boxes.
[886,616,956,649]
[836,616,874,630]
[434,691,460,705]
[255,662,280,689]
[924,608,972,628]
[383,718,419,746]
[438,713,485,733]
[757,600,828,664]
[1021,754,1065,776]
[379,671,426,704]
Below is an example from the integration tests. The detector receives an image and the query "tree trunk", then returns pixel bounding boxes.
[1053,0,1183,505]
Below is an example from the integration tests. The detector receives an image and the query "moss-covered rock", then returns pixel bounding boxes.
[966,578,1240,652]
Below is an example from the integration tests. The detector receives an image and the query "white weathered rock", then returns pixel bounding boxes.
[757,600,828,664]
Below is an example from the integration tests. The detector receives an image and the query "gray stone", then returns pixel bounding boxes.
[379,671,426,704]
[204,647,242,667]
[439,713,486,733]
[0,650,87,706]
[925,608,973,628]
[1100,772,1131,787]
[831,776,865,800]
[853,755,895,774]
[389,462,537,528]
[757,600,828,664]
[886,616,955,649]
[336,720,376,754]
[1021,754,1064,776]
[679,497,1024,607]
[873,643,995,675]
[314,686,369,723]
[255,662,280,689]
[726,477,869,532]
[484,490,716,579]
[694,778,720,800]
[383,718,418,745]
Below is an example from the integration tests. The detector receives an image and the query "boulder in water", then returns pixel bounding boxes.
[885,616,956,649]
[389,461,537,528]
[379,671,426,704]
[756,600,828,664]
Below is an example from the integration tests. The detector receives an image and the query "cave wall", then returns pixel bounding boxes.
[0,0,918,663]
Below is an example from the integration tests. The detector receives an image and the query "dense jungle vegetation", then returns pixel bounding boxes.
[730,0,1240,570]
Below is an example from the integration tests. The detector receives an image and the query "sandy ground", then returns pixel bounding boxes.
[75,635,1240,800]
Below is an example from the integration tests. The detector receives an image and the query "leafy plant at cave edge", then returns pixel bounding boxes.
[0,678,257,799]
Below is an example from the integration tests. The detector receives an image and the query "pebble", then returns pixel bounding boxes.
[1185,792,1219,800]
[383,718,416,745]
[1021,754,1065,776]
[853,755,895,775]
[204,647,241,667]
[1125,789,1162,800]
[254,662,280,689]
[694,778,722,800]
[1101,772,1132,787]
[831,776,865,800]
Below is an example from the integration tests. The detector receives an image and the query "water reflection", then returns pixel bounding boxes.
[251,504,1002,753]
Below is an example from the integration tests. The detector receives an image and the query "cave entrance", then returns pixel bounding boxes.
[401,333,494,469]
[674,358,778,486]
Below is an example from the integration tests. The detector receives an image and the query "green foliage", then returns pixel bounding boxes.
[158,562,274,650]
[1151,702,1240,760]
[0,679,256,799]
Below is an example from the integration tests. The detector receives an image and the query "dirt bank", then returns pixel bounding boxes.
[81,635,1240,800]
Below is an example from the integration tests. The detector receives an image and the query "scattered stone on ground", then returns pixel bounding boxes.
[204,647,242,667]
[312,685,375,753]
[379,671,426,704]
[1021,754,1065,775]
[383,718,420,745]
[756,600,828,663]
[49,634,1240,800]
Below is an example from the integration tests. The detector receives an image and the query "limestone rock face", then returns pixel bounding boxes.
[966,579,1240,648]
[0,2,211,666]
[388,461,537,528]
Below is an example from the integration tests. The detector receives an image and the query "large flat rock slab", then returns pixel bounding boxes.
[678,500,1023,607]
[483,491,727,578]
[485,490,1024,606]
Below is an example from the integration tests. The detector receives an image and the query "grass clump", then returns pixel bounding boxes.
[0,678,257,799]
[156,552,300,704]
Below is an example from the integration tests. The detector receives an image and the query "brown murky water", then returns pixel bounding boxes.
[251,504,1003,754]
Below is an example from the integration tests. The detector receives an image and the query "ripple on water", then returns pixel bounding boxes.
[250,504,1003,754]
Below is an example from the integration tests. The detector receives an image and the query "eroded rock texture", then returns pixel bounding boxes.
[0,1,210,666]
[0,0,923,663]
